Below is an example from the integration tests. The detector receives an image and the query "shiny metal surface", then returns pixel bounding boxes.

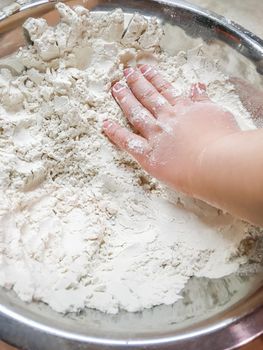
[1,0,263,72]
[0,1,263,350]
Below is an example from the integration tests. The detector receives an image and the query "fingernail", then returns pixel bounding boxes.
[103,119,113,129]
[191,82,206,96]
[190,82,208,102]
[112,82,125,93]
[140,64,151,75]
[197,82,206,92]
[124,67,135,78]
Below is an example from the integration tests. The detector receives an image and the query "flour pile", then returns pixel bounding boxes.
[0,3,257,314]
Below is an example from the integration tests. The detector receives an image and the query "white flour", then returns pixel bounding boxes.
[0,3,257,314]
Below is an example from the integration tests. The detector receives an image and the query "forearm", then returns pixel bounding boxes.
[194,129,263,226]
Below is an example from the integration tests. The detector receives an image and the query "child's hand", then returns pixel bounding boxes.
[103,65,240,196]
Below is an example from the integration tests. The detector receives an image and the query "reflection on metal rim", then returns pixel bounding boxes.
[0,1,262,350]
[1,0,263,73]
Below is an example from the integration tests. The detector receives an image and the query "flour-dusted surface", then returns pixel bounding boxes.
[0,3,256,314]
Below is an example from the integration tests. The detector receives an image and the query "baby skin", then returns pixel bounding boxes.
[103,65,263,226]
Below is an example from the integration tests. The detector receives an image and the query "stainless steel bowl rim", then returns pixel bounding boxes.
[0,1,262,349]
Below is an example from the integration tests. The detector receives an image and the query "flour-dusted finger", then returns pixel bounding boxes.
[112,82,160,138]
[189,83,209,102]
[139,64,179,106]
[103,120,151,161]
[124,67,173,119]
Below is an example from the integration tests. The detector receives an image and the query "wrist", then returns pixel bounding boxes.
[189,131,243,205]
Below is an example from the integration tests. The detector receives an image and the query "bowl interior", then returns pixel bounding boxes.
[0,0,263,346]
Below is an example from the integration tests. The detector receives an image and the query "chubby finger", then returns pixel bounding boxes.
[103,120,151,161]
[124,67,173,119]
[189,83,209,102]
[112,82,160,138]
[139,64,179,106]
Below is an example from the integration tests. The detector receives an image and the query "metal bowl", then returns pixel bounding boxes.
[0,1,263,349]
